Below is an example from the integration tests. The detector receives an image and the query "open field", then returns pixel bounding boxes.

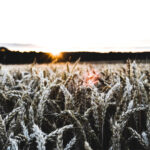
[0,60,150,150]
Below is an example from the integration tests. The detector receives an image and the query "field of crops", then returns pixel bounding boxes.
[0,60,150,150]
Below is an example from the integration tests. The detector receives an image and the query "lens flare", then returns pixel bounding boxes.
[83,69,100,87]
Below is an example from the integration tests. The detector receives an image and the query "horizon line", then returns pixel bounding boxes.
[1,43,150,53]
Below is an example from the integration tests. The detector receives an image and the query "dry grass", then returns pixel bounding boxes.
[0,60,150,150]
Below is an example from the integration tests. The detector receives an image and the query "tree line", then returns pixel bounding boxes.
[0,47,150,64]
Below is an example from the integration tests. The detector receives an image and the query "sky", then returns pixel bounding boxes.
[0,0,150,55]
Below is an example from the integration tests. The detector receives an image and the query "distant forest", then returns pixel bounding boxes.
[0,47,150,64]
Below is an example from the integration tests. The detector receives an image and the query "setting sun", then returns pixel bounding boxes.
[50,50,61,56]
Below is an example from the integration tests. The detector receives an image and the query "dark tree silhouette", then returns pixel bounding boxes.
[0,47,150,64]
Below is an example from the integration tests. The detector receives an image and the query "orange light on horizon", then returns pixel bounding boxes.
[51,51,61,56]
[47,51,63,61]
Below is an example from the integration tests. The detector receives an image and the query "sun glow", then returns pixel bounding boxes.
[50,50,61,56]
[49,51,63,61]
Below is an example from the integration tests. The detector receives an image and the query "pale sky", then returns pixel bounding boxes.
[0,0,150,55]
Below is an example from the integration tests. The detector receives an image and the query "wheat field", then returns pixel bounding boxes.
[0,60,150,150]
